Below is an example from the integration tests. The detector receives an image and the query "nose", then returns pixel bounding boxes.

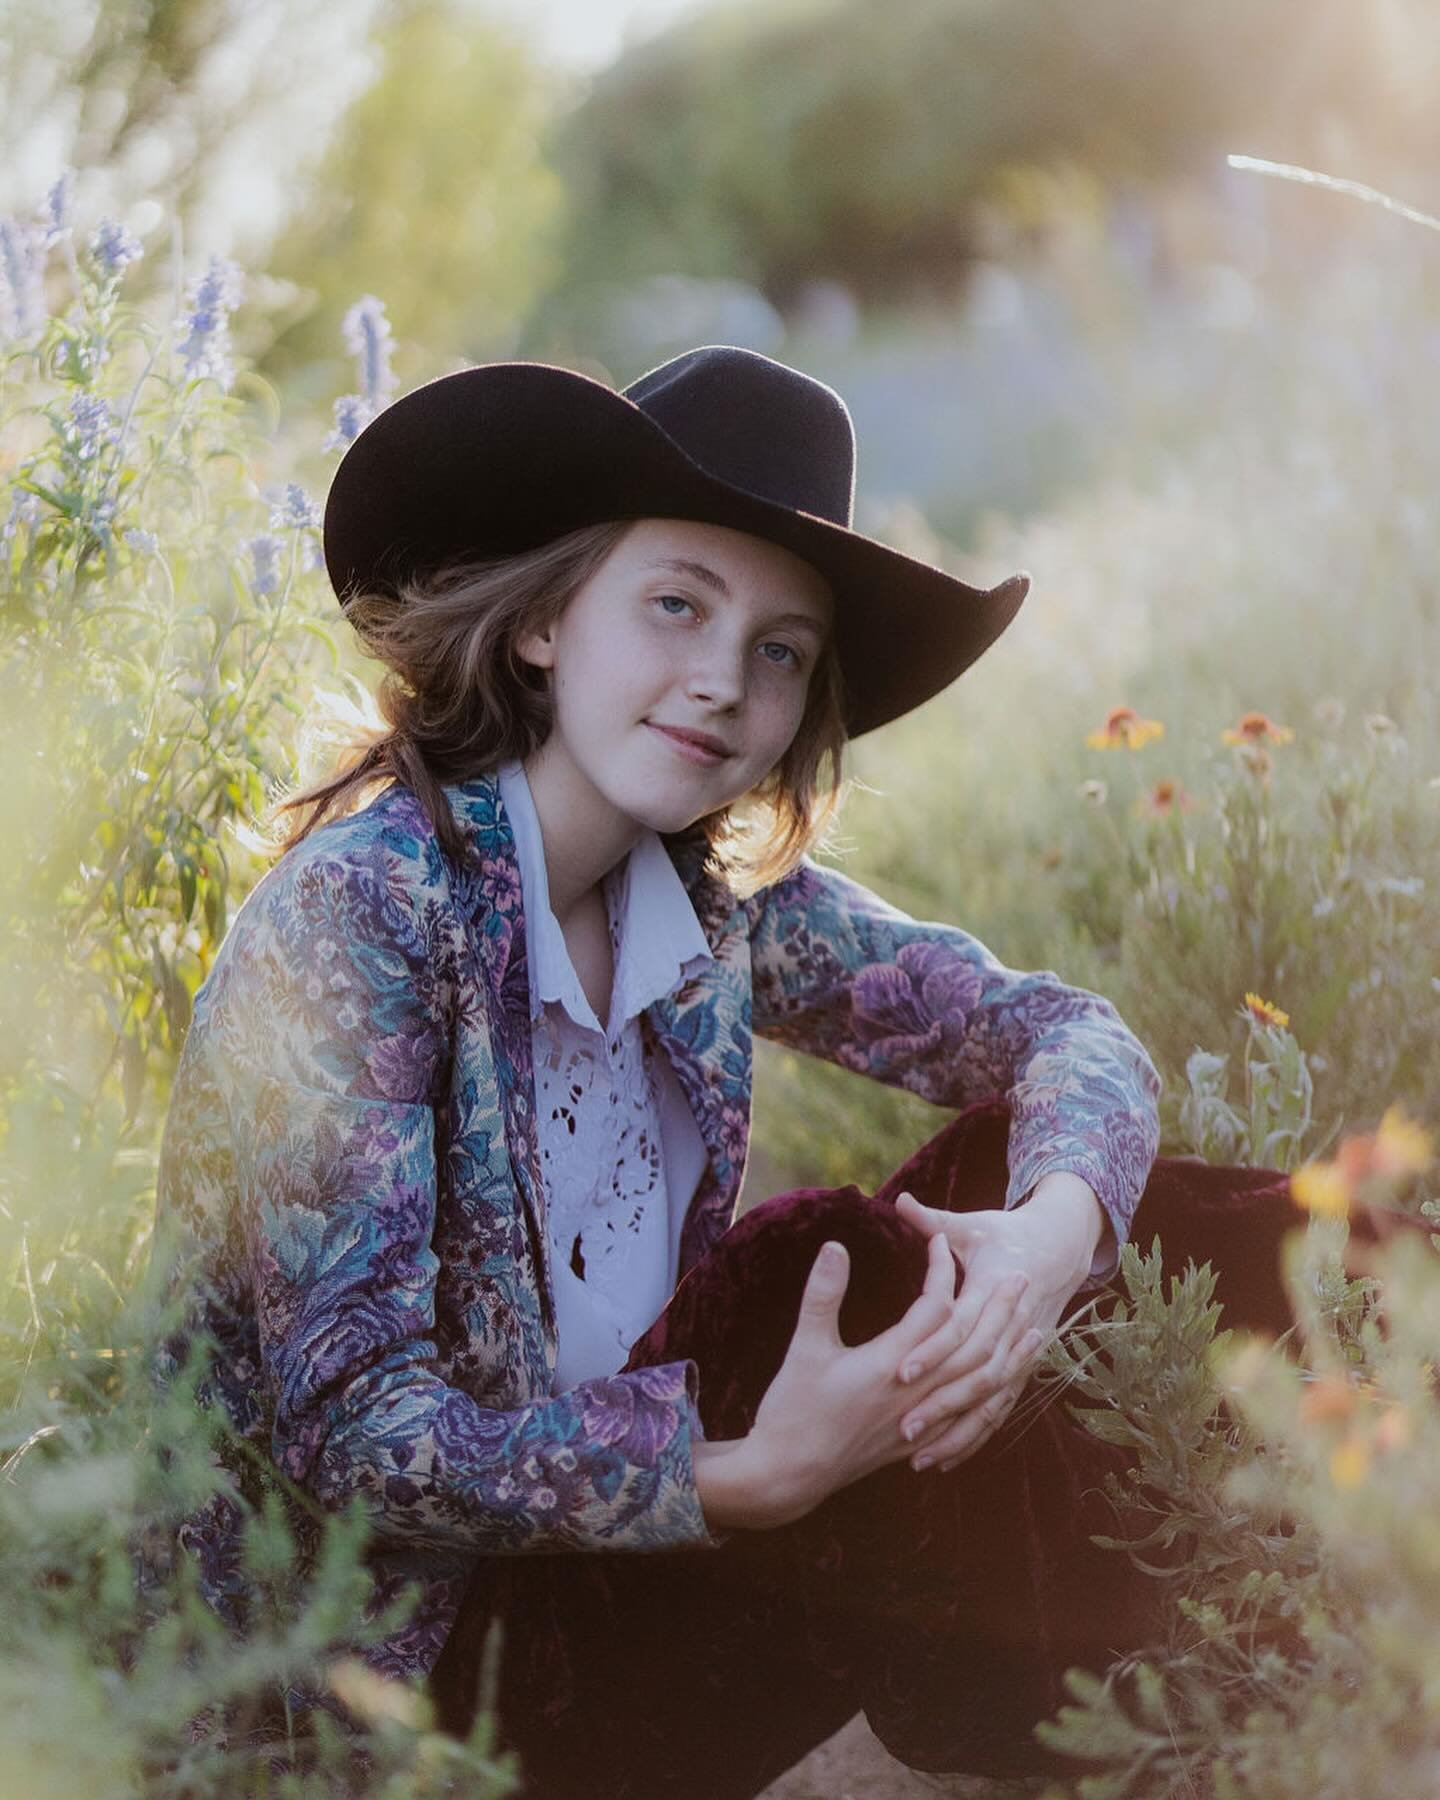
[684,630,746,711]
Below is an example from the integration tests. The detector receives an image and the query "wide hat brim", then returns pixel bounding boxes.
[322,361,1030,740]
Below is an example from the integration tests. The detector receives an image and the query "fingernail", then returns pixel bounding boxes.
[912,1453,933,1471]
[903,1418,923,1442]
[901,1361,920,1384]
[939,1457,958,1474]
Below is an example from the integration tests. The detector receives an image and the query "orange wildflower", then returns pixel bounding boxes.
[1334,1104,1434,1186]
[1137,777,1200,818]
[1374,1405,1413,1455]
[1085,705,1165,750]
[1221,710,1294,746]
[1242,992,1289,1028]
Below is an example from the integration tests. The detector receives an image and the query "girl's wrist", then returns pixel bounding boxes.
[693,1432,818,1531]
[1017,1172,1110,1276]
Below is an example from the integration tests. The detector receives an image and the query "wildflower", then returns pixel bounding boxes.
[323,392,372,453]
[175,254,245,390]
[267,482,321,532]
[1085,704,1164,750]
[63,393,119,462]
[247,533,284,598]
[124,528,159,557]
[1334,1103,1434,1185]
[1242,992,1289,1029]
[1221,710,1294,746]
[38,169,75,247]
[0,216,47,337]
[1137,777,1200,818]
[341,294,396,411]
[1077,778,1108,805]
[1289,1160,1350,1218]
[1329,1434,1370,1488]
[89,217,144,279]
[2,491,42,541]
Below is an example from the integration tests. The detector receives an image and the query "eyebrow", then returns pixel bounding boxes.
[643,557,828,636]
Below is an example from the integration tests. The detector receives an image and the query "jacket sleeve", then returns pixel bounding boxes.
[197,837,721,1556]
[746,855,1162,1290]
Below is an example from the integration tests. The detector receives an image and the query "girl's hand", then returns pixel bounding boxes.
[888,1184,1104,1473]
[741,1228,1030,1527]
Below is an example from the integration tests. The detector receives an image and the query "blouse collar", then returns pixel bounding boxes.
[494,757,714,1038]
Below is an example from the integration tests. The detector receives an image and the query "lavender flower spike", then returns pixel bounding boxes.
[175,254,245,390]
[341,294,396,410]
[267,483,321,531]
[0,217,47,339]
[39,170,76,247]
[90,218,144,279]
[323,392,372,453]
[248,534,284,597]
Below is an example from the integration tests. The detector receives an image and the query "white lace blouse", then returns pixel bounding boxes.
[495,759,715,1393]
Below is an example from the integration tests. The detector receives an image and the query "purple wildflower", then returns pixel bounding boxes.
[267,483,321,531]
[89,217,144,279]
[247,534,284,597]
[3,492,42,541]
[322,392,372,453]
[39,171,75,247]
[124,528,159,557]
[0,217,46,338]
[175,255,245,390]
[341,295,396,410]
[64,393,119,462]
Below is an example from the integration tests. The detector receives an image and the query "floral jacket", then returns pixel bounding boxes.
[146,770,1161,1700]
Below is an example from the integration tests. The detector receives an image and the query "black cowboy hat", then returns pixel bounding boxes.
[322,344,1030,740]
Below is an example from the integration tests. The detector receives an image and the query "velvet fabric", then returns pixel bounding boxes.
[428,1096,1432,1798]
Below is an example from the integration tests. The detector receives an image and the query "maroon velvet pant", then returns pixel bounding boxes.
[428,1098,1426,1798]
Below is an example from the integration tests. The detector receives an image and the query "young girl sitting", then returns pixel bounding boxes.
[148,344,1370,1796]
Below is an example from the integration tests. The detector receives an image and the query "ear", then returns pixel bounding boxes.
[514,623,557,671]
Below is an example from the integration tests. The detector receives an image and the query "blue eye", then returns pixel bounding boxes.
[653,593,804,670]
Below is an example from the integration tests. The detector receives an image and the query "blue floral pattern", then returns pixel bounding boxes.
[144,768,1161,1724]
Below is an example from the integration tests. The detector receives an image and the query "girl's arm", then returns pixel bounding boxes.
[746,855,1162,1290]
[171,839,722,1557]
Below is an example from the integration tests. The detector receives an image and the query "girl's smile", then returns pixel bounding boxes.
[643,721,735,765]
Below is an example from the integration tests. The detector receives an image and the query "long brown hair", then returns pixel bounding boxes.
[258,518,852,898]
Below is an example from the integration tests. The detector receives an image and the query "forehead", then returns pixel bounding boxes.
[618,517,834,624]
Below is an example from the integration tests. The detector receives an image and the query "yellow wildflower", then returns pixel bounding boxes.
[1243,992,1289,1028]
[1085,705,1165,750]
[1329,1435,1371,1488]
[1290,1161,1351,1218]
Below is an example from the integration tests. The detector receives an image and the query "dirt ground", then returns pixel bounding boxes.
[756,1712,1049,1799]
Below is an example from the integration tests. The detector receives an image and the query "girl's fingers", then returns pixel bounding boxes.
[899,1268,1029,1386]
[901,1327,1043,1449]
[909,1372,1028,1471]
[878,1232,957,1362]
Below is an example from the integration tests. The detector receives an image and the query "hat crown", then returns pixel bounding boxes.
[623,344,856,526]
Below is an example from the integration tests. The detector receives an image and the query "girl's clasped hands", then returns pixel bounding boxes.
[743,1189,1096,1525]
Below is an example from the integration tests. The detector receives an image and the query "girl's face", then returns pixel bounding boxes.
[516,516,835,839]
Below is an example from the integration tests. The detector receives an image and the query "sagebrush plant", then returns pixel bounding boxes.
[0,177,516,1794]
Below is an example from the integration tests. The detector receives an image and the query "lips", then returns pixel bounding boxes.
[647,722,734,760]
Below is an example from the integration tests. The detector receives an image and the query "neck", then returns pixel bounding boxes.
[520,743,645,925]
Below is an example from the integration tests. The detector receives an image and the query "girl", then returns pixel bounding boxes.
[148,345,1369,1796]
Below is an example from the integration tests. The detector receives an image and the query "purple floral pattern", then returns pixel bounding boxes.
[145,770,1160,1735]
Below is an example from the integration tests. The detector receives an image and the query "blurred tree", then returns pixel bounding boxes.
[260,0,571,392]
[535,0,1409,325]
